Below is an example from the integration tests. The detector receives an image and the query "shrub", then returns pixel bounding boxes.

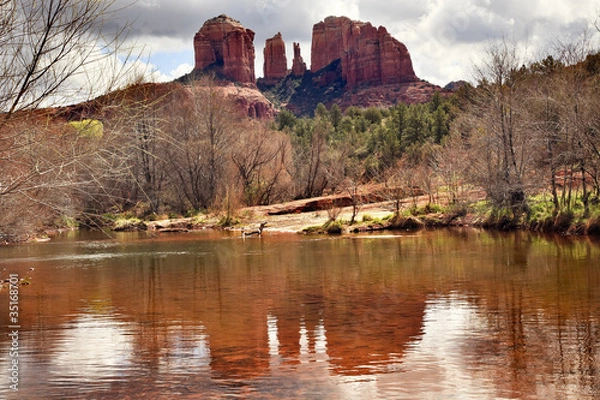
[217,215,239,227]
[113,217,146,231]
[586,216,600,235]
[323,220,344,234]
[388,215,424,230]
[68,119,103,137]
[482,208,519,231]
[553,211,574,233]
[361,214,373,222]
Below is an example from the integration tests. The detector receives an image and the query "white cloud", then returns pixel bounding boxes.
[171,63,194,78]
[106,0,600,86]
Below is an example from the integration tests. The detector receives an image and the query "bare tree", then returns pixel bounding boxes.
[164,77,238,211]
[345,179,362,225]
[231,121,292,205]
[0,0,136,240]
[0,0,131,118]
[464,40,536,212]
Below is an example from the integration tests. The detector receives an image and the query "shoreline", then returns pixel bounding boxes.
[4,189,600,245]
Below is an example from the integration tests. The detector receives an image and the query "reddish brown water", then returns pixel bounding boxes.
[0,229,599,399]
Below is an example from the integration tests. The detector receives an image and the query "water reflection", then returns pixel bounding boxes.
[0,230,599,398]
[50,314,133,389]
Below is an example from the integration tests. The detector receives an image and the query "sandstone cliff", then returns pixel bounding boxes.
[291,42,307,77]
[191,14,450,117]
[263,33,288,80]
[193,15,256,83]
[311,16,418,87]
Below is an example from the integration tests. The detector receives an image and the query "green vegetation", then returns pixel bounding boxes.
[277,92,456,199]
[68,119,103,137]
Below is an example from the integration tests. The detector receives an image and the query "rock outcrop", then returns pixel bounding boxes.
[214,83,275,119]
[263,33,288,80]
[193,15,256,83]
[291,42,307,77]
[189,14,452,117]
[336,81,448,110]
[311,16,418,87]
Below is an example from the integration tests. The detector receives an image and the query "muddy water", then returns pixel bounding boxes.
[0,229,599,399]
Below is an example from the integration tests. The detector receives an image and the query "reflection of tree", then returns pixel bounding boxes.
[505,283,528,391]
[458,233,600,398]
[130,256,165,373]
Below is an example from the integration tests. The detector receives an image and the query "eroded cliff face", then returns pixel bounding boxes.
[193,15,256,83]
[263,33,288,80]
[291,42,307,77]
[311,16,418,87]
[191,14,445,117]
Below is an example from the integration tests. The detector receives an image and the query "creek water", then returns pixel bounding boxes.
[0,228,599,399]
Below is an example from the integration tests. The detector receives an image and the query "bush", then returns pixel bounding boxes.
[217,215,239,227]
[323,220,344,234]
[113,217,146,231]
[482,208,519,231]
[553,211,574,233]
[388,215,424,230]
[586,216,600,235]
[68,119,103,138]
[409,203,444,216]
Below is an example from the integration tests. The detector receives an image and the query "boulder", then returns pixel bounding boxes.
[193,15,256,83]
[263,32,288,80]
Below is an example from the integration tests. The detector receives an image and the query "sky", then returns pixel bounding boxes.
[111,0,600,86]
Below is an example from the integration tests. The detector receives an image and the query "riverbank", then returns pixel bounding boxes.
[98,189,600,237]
[5,187,600,246]
[102,189,486,236]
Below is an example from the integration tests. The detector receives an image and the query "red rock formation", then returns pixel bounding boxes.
[311,16,418,87]
[193,15,256,83]
[219,83,276,119]
[263,32,288,79]
[336,82,450,111]
[310,16,352,73]
[291,42,307,77]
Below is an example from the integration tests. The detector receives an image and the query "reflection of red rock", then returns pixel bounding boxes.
[311,16,418,87]
[263,32,288,80]
[324,292,426,375]
[272,290,426,376]
[291,42,307,77]
[193,15,256,83]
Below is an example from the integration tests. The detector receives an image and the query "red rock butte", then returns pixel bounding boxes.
[193,14,256,83]
[263,32,288,80]
[311,16,418,86]
[192,15,441,115]
[291,42,307,77]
